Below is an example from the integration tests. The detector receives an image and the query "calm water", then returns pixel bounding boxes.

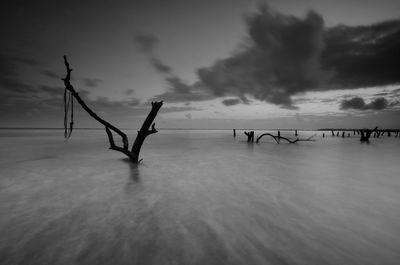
[0,129,399,265]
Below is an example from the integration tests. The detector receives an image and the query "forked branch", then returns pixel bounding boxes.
[62,55,162,163]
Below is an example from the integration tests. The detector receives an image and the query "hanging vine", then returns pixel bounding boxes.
[63,85,74,139]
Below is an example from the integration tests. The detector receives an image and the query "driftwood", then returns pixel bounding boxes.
[244,131,254,142]
[359,127,378,142]
[256,133,316,144]
[62,55,162,163]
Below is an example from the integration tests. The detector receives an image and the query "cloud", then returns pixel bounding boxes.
[340,97,388,110]
[151,57,172,74]
[322,20,400,88]
[139,5,330,108]
[138,5,400,109]
[152,76,213,102]
[133,33,159,53]
[222,98,241,106]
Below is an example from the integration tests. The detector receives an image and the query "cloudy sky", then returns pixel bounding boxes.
[1,0,400,129]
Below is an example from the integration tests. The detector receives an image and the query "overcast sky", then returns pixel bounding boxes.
[1,0,400,129]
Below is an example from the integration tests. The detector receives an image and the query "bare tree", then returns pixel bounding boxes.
[62,56,163,163]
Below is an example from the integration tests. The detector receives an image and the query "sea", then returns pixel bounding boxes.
[0,129,399,265]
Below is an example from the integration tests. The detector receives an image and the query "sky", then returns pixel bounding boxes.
[1,0,400,129]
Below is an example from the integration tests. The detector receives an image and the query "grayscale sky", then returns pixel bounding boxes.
[1,0,400,129]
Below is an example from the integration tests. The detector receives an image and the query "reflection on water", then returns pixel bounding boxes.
[0,130,399,265]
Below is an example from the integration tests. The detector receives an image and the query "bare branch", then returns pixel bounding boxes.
[62,55,129,150]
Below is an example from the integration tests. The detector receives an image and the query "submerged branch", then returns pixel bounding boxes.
[256,133,316,144]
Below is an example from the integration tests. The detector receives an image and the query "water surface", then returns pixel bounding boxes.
[0,129,399,265]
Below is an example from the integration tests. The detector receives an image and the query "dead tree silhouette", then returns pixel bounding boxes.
[359,127,378,143]
[62,56,162,163]
[244,131,254,142]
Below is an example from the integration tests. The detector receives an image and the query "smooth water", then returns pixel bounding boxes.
[0,129,399,265]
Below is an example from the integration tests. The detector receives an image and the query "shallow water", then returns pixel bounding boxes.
[0,129,399,265]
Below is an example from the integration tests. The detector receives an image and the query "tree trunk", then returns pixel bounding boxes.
[130,101,163,163]
[244,131,254,142]
[62,55,163,163]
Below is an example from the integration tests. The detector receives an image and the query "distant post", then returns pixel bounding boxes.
[233,129,236,137]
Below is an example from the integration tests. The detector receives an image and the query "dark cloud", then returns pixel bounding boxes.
[195,5,330,108]
[322,20,400,88]
[222,98,241,106]
[340,97,365,110]
[141,5,330,108]
[151,57,172,74]
[140,6,400,109]
[152,76,213,102]
[134,33,159,53]
[368,97,389,110]
[340,97,388,110]
[82,78,102,88]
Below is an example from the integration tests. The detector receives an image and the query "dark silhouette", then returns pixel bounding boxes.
[323,133,325,138]
[336,131,339,136]
[342,131,345,138]
[244,131,254,142]
[62,56,163,163]
[359,127,378,143]
[256,133,315,144]
[331,130,334,136]
[295,129,298,137]
[233,129,236,137]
